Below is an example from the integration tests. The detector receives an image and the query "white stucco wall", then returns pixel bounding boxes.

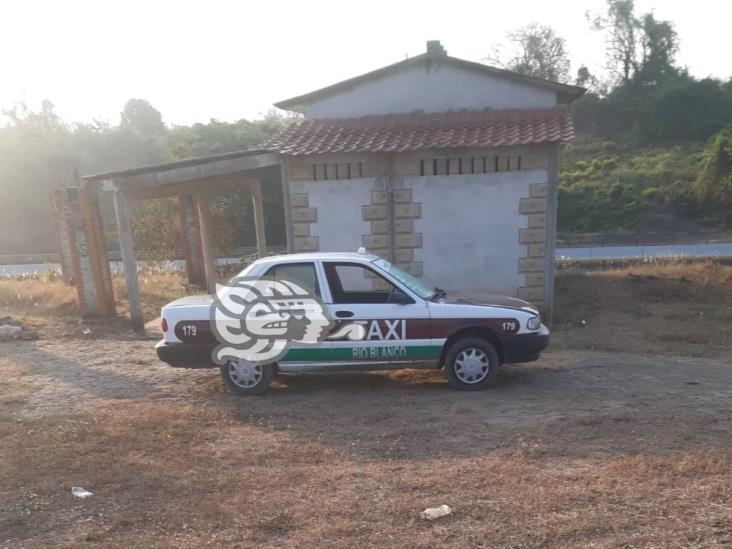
[289,170,549,296]
[289,178,374,253]
[304,63,557,119]
[404,170,548,294]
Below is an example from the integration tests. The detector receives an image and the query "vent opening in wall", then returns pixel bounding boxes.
[310,162,363,180]
[412,155,526,177]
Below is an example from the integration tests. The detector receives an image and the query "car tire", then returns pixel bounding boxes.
[220,359,275,396]
[444,336,499,390]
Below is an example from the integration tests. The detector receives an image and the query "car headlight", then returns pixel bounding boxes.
[527,316,541,330]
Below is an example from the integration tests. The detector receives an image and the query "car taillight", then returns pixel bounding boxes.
[161,318,168,332]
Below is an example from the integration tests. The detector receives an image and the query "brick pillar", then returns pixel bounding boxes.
[178,193,205,286]
[49,190,75,284]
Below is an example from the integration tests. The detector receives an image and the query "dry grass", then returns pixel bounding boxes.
[113,268,202,322]
[0,267,202,338]
[0,401,729,547]
[554,260,732,358]
[4,258,729,359]
[0,277,78,314]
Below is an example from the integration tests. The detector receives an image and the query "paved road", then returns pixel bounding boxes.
[556,241,732,260]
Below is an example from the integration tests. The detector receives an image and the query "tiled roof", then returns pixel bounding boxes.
[262,107,575,155]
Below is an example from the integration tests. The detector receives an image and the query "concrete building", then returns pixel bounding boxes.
[68,40,583,333]
[264,40,585,319]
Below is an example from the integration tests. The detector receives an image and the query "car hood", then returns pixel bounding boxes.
[436,292,538,313]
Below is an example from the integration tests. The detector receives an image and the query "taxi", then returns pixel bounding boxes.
[156,250,550,395]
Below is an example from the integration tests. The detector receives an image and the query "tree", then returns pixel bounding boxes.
[589,0,678,88]
[486,23,571,83]
[120,98,165,137]
[694,124,732,219]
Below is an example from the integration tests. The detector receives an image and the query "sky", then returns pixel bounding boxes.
[1,0,730,126]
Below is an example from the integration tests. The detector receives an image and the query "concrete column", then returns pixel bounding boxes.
[178,193,205,286]
[195,193,217,295]
[67,188,99,317]
[280,158,294,253]
[249,178,267,257]
[113,189,145,334]
[49,190,75,284]
[79,187,116,317]
[543,143,560,326]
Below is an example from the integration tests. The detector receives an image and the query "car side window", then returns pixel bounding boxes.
[263,262,320,297]
[324,262,409,304]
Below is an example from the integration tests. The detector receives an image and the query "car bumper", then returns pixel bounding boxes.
[500,325,550,364]
[155,339,217,369]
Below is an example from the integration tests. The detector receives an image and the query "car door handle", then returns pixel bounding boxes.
[335,310,354,318]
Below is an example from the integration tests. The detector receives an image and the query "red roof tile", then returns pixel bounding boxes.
[262,107,575,155]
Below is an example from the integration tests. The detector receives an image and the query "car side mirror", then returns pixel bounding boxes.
[388,288,413,305]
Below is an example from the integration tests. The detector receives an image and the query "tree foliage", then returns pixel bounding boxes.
[0,101,294,255]
[487,23,571,83]
[694,125,732,221]
[589,0,678,88]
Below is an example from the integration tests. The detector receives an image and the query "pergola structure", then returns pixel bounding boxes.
[51,149,285,334]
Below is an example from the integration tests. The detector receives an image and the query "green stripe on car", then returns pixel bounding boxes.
[280,345,442,363]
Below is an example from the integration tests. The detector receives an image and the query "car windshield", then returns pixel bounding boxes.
[373,258,435,300]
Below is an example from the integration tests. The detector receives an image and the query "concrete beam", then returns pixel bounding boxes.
[100,152,279,189]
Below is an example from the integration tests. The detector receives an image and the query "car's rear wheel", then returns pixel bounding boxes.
[220,358,275,396]
[444,336,499,390]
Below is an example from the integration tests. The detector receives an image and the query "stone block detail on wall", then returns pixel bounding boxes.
[393,186,423,276]
[370,220,388,234]
[529,183,548,198]
[517,182,549,306]
[394,219,414,233]
[293,236,319,252]
[360,183,423,279]
[289,191,319,252]
[395,233,422,249]
[291,207,317,223]
[395,249,414,262]
[363,234,389,249]
[528,213,547,228]
[362,204,388,220]
[527,243,547,257]
[518,258,544,272]
[394,203,421,218]
[518,286,545,302]
[290,193,309,208]
[519,228,547,244]
[519,198,547,214]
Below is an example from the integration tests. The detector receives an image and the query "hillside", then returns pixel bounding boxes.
[558,139,704,239]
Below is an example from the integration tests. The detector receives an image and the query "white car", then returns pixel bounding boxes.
[156,251,549,395]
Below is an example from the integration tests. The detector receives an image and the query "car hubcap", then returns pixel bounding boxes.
[454,348,490,384]
[228,359,263,388]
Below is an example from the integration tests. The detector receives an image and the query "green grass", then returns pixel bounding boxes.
[558,139,704,234]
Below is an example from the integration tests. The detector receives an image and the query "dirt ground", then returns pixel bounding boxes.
[0,263,731,547]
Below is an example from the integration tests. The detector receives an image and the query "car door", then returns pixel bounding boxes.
[321,261,433,365]
[259,261,332,364]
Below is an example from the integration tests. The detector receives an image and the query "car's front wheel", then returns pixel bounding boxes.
[220,358,275,396]
[444,336,499,390]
